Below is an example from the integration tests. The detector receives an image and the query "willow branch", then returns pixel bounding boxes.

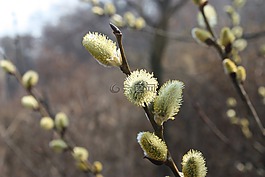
[13,72,50,117]
[199,3,265,136]
[4,68,100,176]
[110,23,181,177]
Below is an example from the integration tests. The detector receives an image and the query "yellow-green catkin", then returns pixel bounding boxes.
[72,147,89,161]
[110,14,124,27]
[233,39,247,52]
[124,69,158,107]
[92,6,104,16]
[0,60,16,74]
[197,4,217,28]
[224,5,240,26]
[137,132,168,162]
[233,0,246,8]
[226,97,237,107]
[49,139,68,153]
[104,2,116,16]
[232,13,240,26]
[231,26,243,38]
[22,70,39,89]
[40,117,54,130]
[21,95,39,110]
[224,5,240,25]
[222,58,237,74]
[123,11,135,28]
[226,109,236,118]
[135,17,146,30]
[55,112,69,132]
[153,80,184,125]
[82,32,122,67]
[191,28,212,45]
[236,66,246,83]
[220,27,235,47]
[182,149,207,177]
[93,161,103,173]
[258,86,265,97]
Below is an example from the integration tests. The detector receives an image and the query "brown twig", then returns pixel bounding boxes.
[193,102,230,144]
[110,23,131,76]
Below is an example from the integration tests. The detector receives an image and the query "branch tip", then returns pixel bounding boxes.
[109,23,121,34]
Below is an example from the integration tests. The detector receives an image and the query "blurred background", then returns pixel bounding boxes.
[0,0,264,177]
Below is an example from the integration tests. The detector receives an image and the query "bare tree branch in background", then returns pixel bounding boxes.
[243,29,265,40]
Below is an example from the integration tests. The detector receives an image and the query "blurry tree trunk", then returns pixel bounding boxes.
[150,21,169,84]
[149,0,188,84]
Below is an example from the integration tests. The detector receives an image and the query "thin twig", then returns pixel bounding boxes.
[110,23,131,76]
[165,154,181,177]
[143,104,164,139]
[193,102,230,144]
[191,99,265,155]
